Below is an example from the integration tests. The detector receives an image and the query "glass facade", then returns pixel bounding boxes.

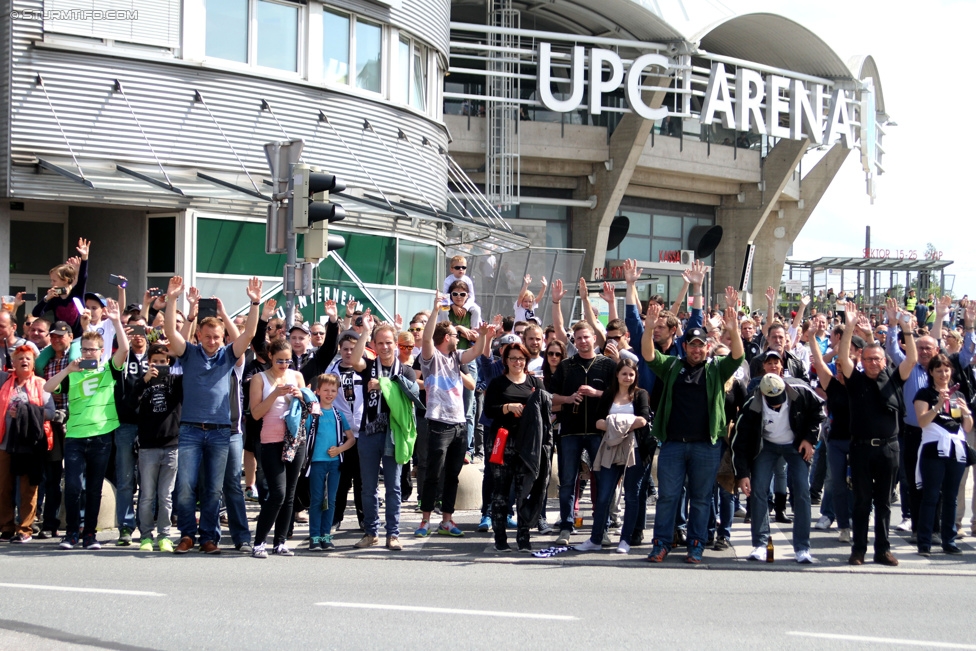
[355,19,382,93]
[606,207,714,264]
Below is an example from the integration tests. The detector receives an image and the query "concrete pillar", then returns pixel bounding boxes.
[0,201,9,294]
[571,81,669,279]
[713,138,809,300]
[749,143,852,296]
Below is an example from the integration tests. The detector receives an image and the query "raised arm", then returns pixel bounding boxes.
[837,301,857,379]
[623,259,642,307]
[761,286,777,339]
[682,260,707,313]
[104,299,129,368]
[725,292,744,361]
[516,274,531,307]
[217,296,239,344]
[808,327,833,391]
[961,302,976,369]
[461,322,494,365]
[232,277,263,360]
[421,293,440,361]
[164,276,187,357]
[349,312,374,372]
[641,301,662,364]
[550,279,568,345]
[579,277,606,347]
[884,297,906,365]
[599,282,618,323]
[789,295,810,348]
[897,307,918,381]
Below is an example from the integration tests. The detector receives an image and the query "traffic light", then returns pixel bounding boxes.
[290,163,346,231]
[305,223,346,262]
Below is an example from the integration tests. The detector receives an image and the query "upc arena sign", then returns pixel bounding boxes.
[537,44,866,150]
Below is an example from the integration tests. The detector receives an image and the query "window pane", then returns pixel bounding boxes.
[654,214,682,239]
[621,210,650,236]
[147,217,176,274]
[257,0,298,71]
[10,221,63,275]
[355,19,382,92]
[197,218,289,276]
[546,221,568,249]
[323,10,350,84]
[398,240,437,289]
[620,236,649,261]
[652,239,682,261]
[411,47,427,111]
[394,37,410,104]
[205,0,248,62]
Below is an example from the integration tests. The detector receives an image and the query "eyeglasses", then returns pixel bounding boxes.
[409,327,423,332]
[453,265,466,270]
[273,359,292,365]
[81,347,101,353]
[546,351,563,358]
[514,330,525,337]
[446,332,459,338]
[398,344,413,351]
[507,357,526,363]
[451,292,467,297]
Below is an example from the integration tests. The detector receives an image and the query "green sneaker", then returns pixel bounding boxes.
[117,528,133,546]
[157,537,174,553]
[139,538,154,552]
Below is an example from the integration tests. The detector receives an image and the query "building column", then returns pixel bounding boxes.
[712,138,809,302]
[571,82,668,279]
[749,143,852,296]
[0,201,9,294]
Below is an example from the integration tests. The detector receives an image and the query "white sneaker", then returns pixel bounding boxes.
[251,543,268,559]
[747,546,767,562]
[574,539,602,552]
[273,544,294,556]
[795,549,815,564]
[616,541,630,554]
[814,515,833,530]
[838,528,851,543]
[895,517,912,532]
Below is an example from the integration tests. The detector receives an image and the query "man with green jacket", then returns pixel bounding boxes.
[642,288,744,564]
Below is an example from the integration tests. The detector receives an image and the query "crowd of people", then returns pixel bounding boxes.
[1,244,974,567]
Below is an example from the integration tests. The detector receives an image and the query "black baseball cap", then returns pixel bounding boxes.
[51,321,72,336]
[84,292,106,307]
[685,328,707,344]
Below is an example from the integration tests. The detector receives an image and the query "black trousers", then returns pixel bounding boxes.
[333,443,363,528]
[850,438,899,555]
[902,426,923,532]
[254,442,306,547]
[421,420,467,515]
[490,446,551,540]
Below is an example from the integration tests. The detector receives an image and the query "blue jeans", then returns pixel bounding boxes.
[749,441,812,552]
[114,423,139,532]
[358,430,401,537]
[219,433,251,546]
[309,460,341,538]
[463,361,478,454]
[652,439,722,548]
[556,434,602,530]
[918,453,966,548]
[175,426,230,545]
[826,438,853,528]
[589,465,623,545]
[63,434,114,536]
[619,460,646,544]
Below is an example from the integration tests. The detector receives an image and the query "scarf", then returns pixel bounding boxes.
[363,356,401,428]
[0,373,53,450]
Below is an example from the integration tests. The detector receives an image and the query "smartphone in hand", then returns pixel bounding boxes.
[108,274,128,288]
[78,359,98,370]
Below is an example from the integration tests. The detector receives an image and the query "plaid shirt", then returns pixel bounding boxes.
[44,354,71,412]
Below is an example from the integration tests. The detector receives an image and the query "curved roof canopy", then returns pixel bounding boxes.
[696,13,853,78]
[849,54,886,115]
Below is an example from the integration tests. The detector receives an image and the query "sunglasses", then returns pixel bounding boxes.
[546,351,563,357]
[453,265,467,270]
[606,335,623,341]
[398,344,413,351]
[274,359,292,365]
[310,331,326,336]
[409,327,423,332]
[451,292,467,297]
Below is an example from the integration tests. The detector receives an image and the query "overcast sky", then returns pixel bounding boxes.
[716,0,976,297]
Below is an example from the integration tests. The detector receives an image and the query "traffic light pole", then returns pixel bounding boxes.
[284,168,297,329]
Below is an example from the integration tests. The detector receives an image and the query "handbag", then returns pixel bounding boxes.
[716,447,736,494]
[966,444,976,467]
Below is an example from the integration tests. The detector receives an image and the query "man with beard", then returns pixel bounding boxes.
[643,292,744,564]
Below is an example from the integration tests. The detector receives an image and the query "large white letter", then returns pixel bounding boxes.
[538,42,585,113]
[765,75,790,139]
[625,53,669,120]
[824,88,855,149]
[734,68,765,134]
[589,48,624,115]
[789,79,822,145]
[701,62,735,128]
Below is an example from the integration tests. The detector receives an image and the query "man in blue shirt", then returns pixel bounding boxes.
[164,275,263,554]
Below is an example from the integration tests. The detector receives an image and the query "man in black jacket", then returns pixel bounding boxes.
[551,321,616,546]
[733,366,824,564]
[748,322,809,382]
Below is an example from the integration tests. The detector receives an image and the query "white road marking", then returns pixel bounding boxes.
[787,631,976,649]
[0,582,164,597]
[316,602,577,620]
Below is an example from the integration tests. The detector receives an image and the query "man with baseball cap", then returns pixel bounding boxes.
[732,369,825,564]
[642,292,744,564]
